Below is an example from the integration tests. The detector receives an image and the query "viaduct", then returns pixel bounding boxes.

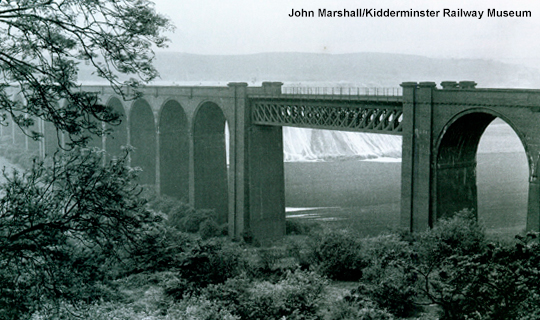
[6,81,540,243]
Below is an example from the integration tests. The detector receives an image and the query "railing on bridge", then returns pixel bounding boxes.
[279,86,403,102]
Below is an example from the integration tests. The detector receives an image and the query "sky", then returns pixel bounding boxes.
[152,0,540,68]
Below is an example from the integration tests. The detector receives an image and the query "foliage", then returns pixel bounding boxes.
[286,218,320,235]
[322,298,396,320]
[357,234,419,317]
[146,192,224,237]
[167,295,240,320]
[418,232,540,320]
[308,229,366,281]
[160,237,248,297]
[0,149,156,318]
[414,209,486,267]
[30,296,240,320]
[199,218,222,240]
[205,269,328,320]
[21,209,540,320]
[0,142,37,168]
[344,210,540,319]
[0,0,172,145]
[0,2,174,318]
[284,236,317,271]
[181,208,217,234]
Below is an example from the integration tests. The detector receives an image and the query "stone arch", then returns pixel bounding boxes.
[193,101,228,224]
[434,109,530,224]
[159,100,189,201]
[129,99,156,185]
[105,97,128,159]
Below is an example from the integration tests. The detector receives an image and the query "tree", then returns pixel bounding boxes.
[0,150,161,319]
[0,0,172,145]
[0,0,172,318]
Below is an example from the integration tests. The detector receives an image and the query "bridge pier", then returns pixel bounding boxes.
[400,82,435,231]
[527,177,540,231]
[247,122,285,243]
[228,82,286,243]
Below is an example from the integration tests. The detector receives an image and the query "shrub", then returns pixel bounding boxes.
[284,236,316,271]
[323,298,396,320]
[355,272,418,318]
[309,229,366,281]
[286,218,320,235]
[160,238,247,297]
[392,212,540,319]
[206,269,327,320]
[199,218,221,240]
[414,209,486,266]
[182,208,216,233]
[145,192,222,236]
[357,234,419,317]
[168,295,239,320]
[31,297,240,320]
[124,221,194,274]
[419,233,540,320]
[111,272,175,312]
[0,149,155,318]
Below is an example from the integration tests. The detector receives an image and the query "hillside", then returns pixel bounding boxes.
[77,52,540,89]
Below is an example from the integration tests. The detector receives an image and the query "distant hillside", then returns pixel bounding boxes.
[77,52,540,89]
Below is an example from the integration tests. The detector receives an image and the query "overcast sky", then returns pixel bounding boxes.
[152,0,540,68]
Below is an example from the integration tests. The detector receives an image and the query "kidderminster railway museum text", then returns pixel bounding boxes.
[289,8,532,19]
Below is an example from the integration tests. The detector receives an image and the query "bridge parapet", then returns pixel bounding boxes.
[433,87,540,108]
[249,86,402,103]
[281,86,402,97]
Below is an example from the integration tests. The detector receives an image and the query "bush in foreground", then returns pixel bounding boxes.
[0,150,155,319]
[204,269,327,320]
[21,206,540,319]
[309,229,366,281]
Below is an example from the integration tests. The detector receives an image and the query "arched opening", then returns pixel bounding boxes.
[193,102,228,224]
[284,127,402,235]
[477,118,528,235]
[435,112,528,235]
[129,99,156,185]
[159,100,189,201]
[105,97,128,159]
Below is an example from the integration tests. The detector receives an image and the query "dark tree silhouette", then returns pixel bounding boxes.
[0,1,172,318]
[0,0,172,144]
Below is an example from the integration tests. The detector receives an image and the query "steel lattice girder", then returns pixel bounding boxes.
[250,98,403,135]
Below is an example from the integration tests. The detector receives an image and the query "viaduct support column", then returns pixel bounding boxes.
[228,82,250,241]
[228,82,285,244]
[248,82,285,244]
[400,82,436,232]
[527,159,540,231]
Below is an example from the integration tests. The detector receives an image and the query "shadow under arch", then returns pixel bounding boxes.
[193,101,228,224]
[130,99,156,185]
[105,97,128,159]
[159,100,189,201]
[434,109,530,226]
